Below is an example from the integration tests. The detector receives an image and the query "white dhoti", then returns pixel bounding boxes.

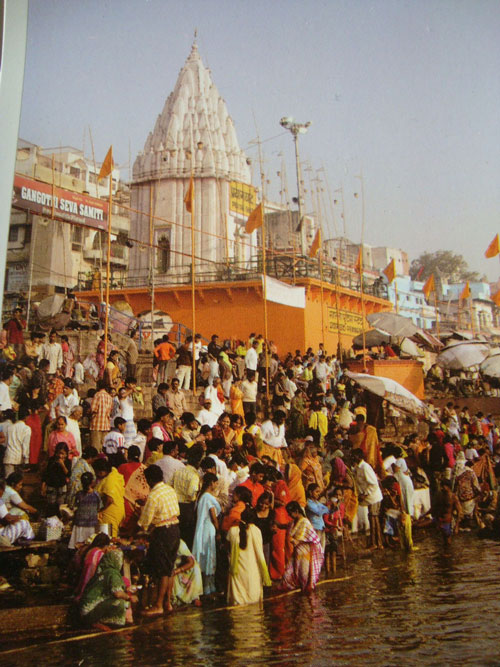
[0,520,35,544]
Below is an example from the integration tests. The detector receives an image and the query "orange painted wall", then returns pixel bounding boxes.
[76,279,390,355]
[345,359,425,399]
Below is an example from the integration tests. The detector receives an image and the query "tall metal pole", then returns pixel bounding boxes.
[293,131,306,256]
[103,177,113,362]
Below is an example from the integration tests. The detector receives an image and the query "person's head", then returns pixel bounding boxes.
[70,405,83,422]
[157,382,169,395]
[6,471,23,492]
[249,461,266,484]
[125,376,137,389]
[218,412,231,430]
[144,464,164,488]
[307,482,321,500]
[200,471,218,496]
[163,440,178,457]
[62,380,74,397]
[285,500,304,519]
[232,485,252,507]
[355,414,366,427]
[213,377,221,387]
[230,414,243,429]
[211,334,218,343]
[130,329,139,340]
[171,377,180,391]
[137,418,151,436]
[127,445,141,462]
[80,471,95,493]
[49,330,57,343]
[38,359,50,374]
[200,457,217,474]
[93,458,111,480]
[54,441,69,460]
[91,532,111,549]
[114,417,127,433]
[82,446,98,462]
[351,448,365,465]
[256,490,273,512]
[186,443,205,468]
[147,437,163,453]
[273,410,286,426]
[207,438,225,457]
[200,424,213,440]
[203,398,213,410]
[55,416,67,431]
[156,406,174,427]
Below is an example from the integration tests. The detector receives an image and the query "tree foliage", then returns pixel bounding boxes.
[410,250,481,283]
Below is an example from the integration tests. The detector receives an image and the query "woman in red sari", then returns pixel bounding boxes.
[117,446,148,535]
[269,469,292,580]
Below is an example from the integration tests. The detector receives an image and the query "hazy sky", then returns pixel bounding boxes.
[19,0,500,280]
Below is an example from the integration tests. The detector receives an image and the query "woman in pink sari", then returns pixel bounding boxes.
[117,446,149,535]
[74,533,111,601]
[281,501,324,592]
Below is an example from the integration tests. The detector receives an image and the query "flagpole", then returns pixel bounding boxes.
[103,173,113,362]
[149,185,155,346]
[319,249,325,347]
[359,246,367,371]
[255,134,271,409]
[190,170,197,396]
[335,260,342,359]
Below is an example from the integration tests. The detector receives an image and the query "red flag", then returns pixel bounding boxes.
[245,203,263,234]
[460,282,471,300]
[485,234,500,259]
[422,274,435,299]
[308,228,321,258]
[184,174,194,213]
[354,247,363,275]
[383,258,396,283]
[98,146,114,181]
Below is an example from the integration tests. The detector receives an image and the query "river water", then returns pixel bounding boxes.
[3,532,500,666]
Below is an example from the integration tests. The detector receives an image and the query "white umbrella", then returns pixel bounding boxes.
[367,311,420,338]
[400,337,424,358]
[345,370,428,416]
[352,329,390,349]
[436,340,490,370]
[480,349,500,377]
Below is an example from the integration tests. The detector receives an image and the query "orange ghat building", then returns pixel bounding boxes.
[76,278,392,355]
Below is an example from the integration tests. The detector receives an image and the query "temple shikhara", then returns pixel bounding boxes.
[128,41,255,284]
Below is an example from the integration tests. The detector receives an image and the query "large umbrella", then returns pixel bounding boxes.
[366,311,419,338]
[436,340,490,370]
[352,329,390,349]
[345,370,429,417]
[480,349,500,378]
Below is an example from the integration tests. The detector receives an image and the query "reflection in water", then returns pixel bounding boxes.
[3,533,500,665]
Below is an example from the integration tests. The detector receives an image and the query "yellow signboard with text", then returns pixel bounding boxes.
[327,308,366,336]
[229,181,256,217]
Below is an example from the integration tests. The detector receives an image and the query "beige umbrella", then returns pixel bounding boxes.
[345,371,429,417]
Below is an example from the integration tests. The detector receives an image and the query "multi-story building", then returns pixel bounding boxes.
[6,139,130,315]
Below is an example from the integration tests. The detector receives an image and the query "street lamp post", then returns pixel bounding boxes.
[280,117,311,255]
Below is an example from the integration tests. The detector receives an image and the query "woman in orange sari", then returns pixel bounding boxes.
[300,444,325,493]
[230,380,244,418]
[285,463,306,507]
[117,446,148,535]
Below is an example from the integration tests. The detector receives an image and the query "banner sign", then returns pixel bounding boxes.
[229,181,257,217]
[263,275,306,309]
[327,307,366,335]
[12,174,108,230]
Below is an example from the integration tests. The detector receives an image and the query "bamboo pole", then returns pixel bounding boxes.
[335,260,342,358]
[469,297,476,336]
[433,290,440,337]
[320,249,325,347]
[394,279,399,314]
[149,185,155,345]
[190,171,197,395]
[103,175,113,362]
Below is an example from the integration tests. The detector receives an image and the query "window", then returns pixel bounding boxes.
[8,226,19,243]
[72,226,83,250]
[157,235,171,273]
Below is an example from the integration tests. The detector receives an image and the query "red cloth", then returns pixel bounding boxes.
[5,319,25,344]
[25,413,42,464]
[238,479,265,507]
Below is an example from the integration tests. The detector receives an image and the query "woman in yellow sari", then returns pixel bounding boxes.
[94,459,125,537]
[230,380,245,418]
[285,463,306,507]
[300,444,325,493]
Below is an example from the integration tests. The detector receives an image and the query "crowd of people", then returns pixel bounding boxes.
[1,315,500,631]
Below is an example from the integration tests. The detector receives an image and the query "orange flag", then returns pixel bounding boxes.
[422,274,435,299]
[98,146,114,181]
[485,234,500,259]
[245,203,263,234]
[491,290,500,307]
[184,174,194,213]
[354,247,363,275]
[383,258,396,283]
[308,228,321,258]
[460,282,471,300]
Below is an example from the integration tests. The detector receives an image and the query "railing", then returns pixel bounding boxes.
[76,254,390,299]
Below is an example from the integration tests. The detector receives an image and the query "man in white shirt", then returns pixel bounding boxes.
[4,414,32,477]
[156,441,185,486]
[51,380,79,419]
[352,448,383,549]
[244,340,259,372]
[314,358,329,391]
[260,410,287,464]
[196,399,218,428]
[102,417,127,457]
[241,370,258,417]
[0,367,14,411]
[39,330,63,375]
